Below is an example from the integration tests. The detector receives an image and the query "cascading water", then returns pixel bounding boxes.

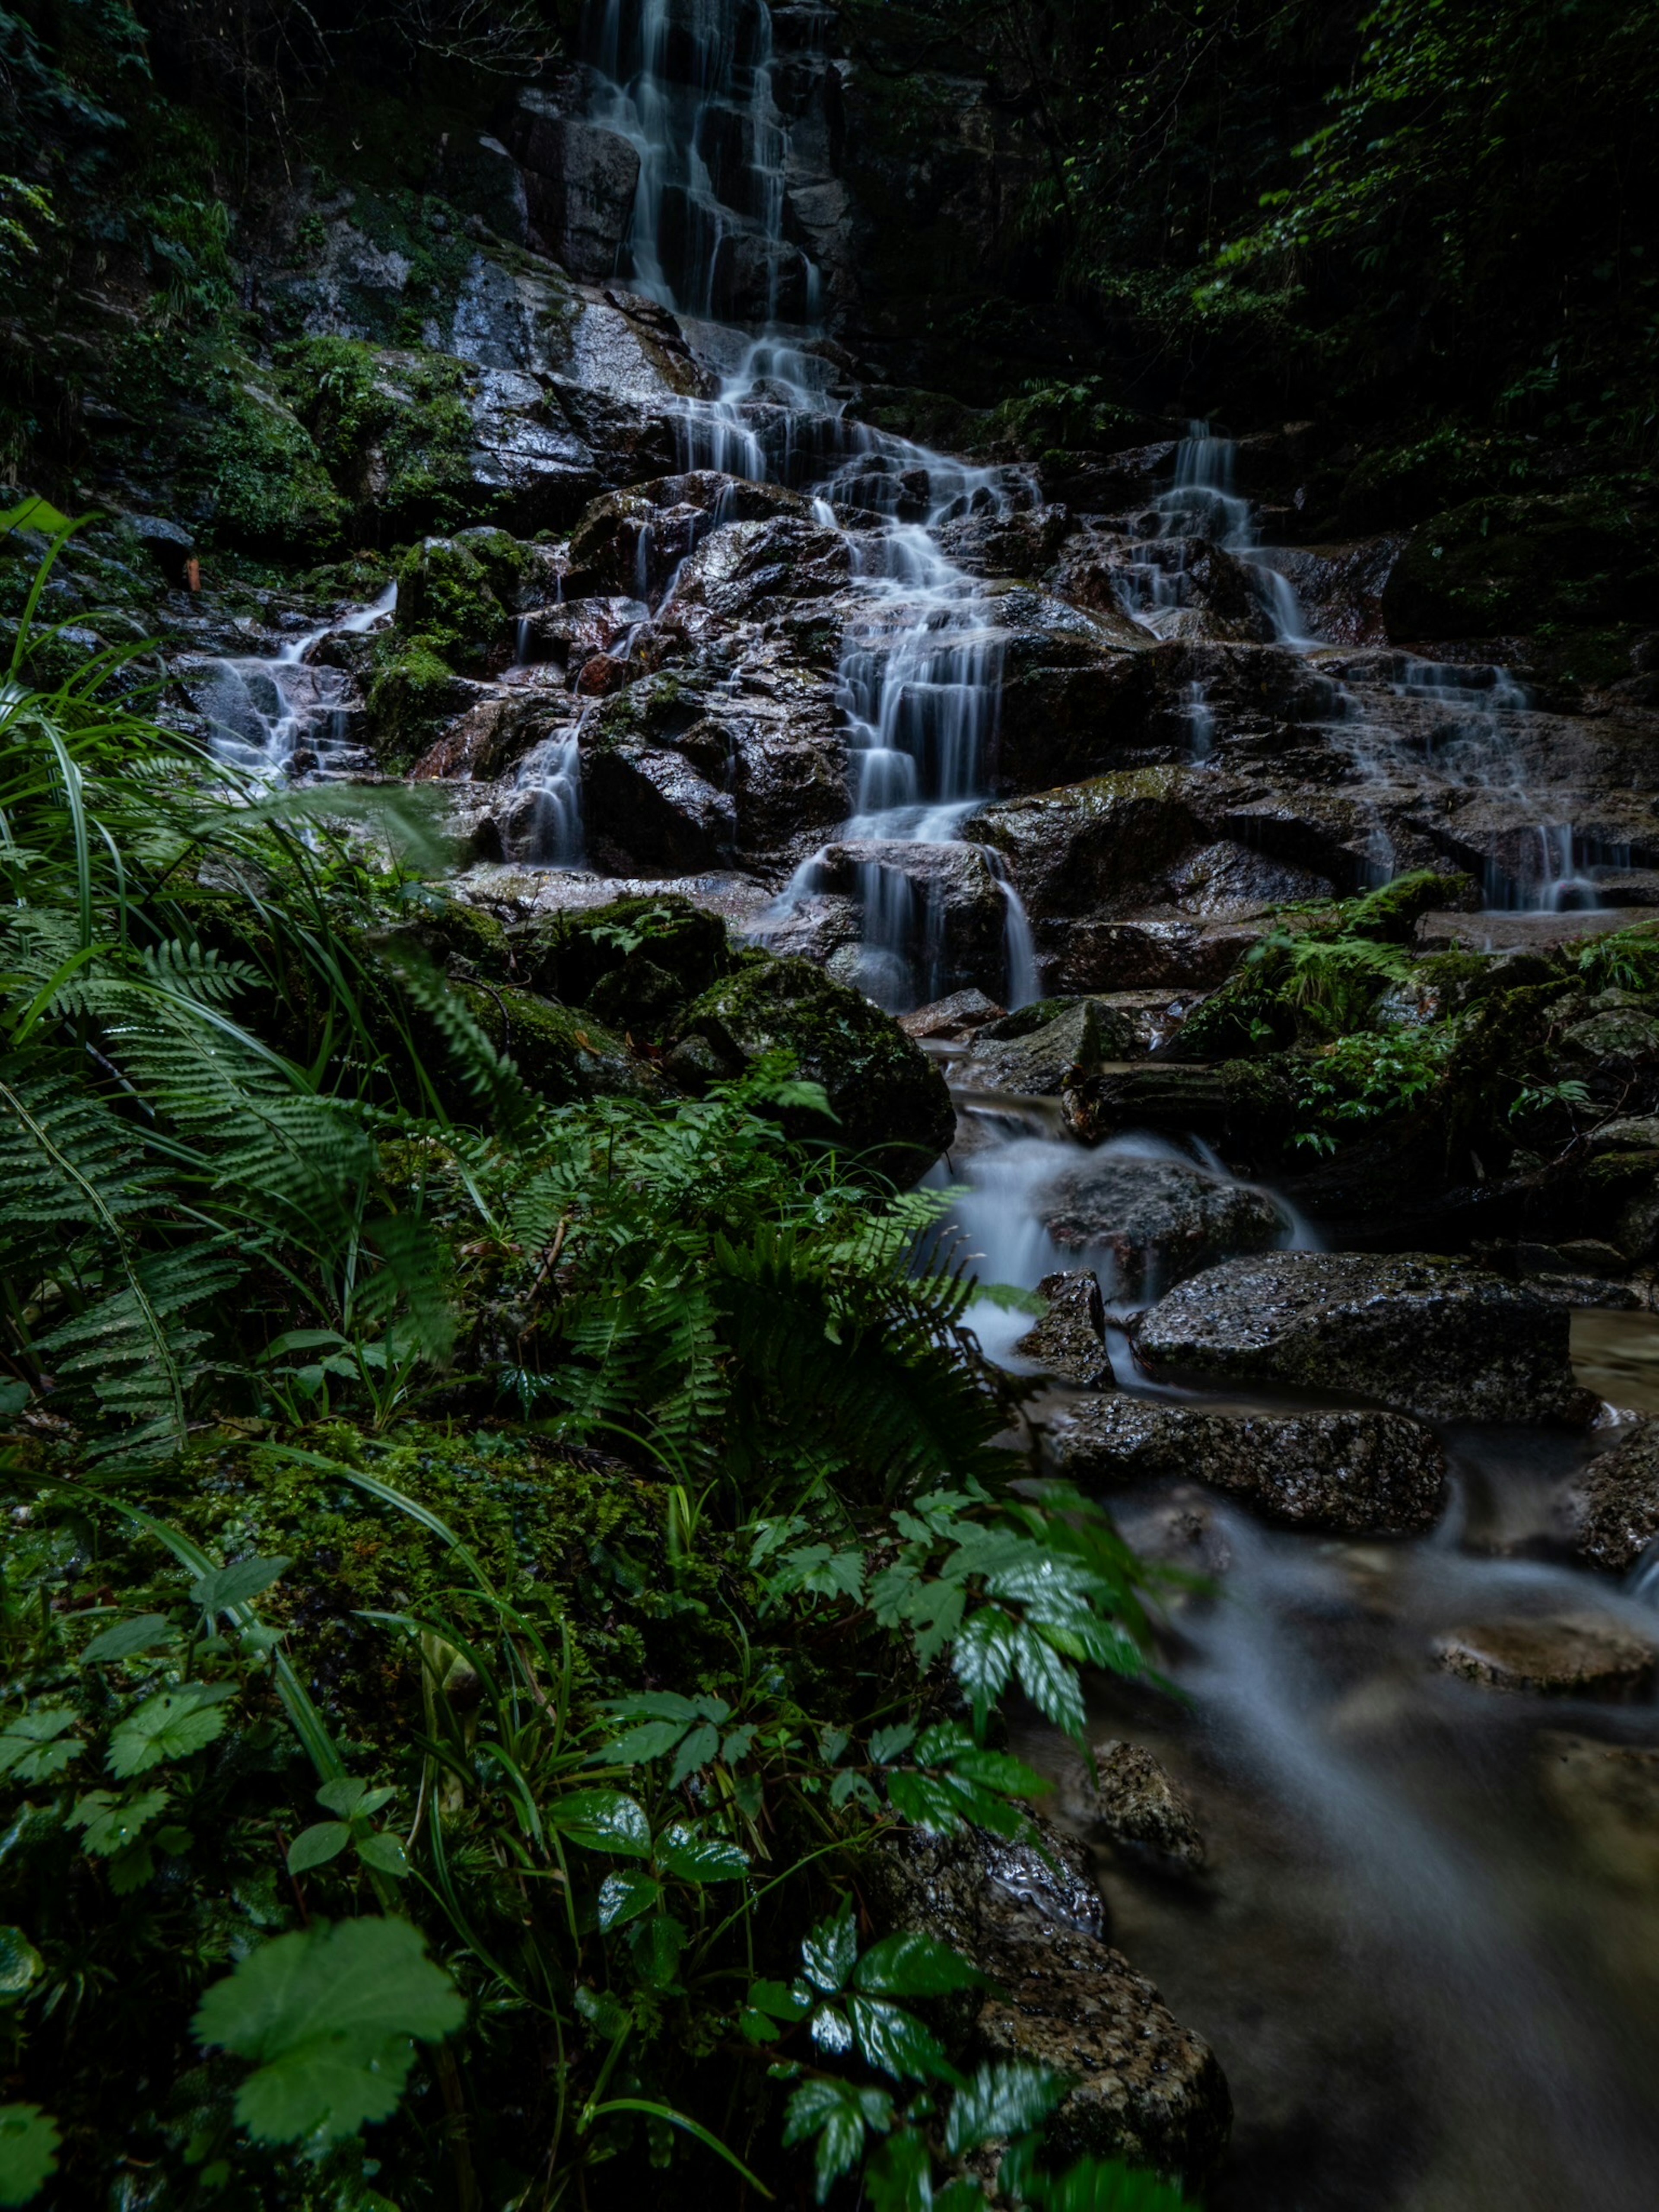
[580,0,1040,1012]
[1118,423,1315,650]
[195,583,396,781]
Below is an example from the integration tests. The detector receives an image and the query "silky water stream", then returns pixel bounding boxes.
[929,1059,1659,2211]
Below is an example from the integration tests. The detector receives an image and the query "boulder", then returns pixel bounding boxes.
[969,769,1204,923]
[1036,1153,1287,1298]
[679,954,955,1178]
[956,998,1138,1096]
[898,988,1005,1041]
[1131,1251,1594,1423]
[1064,1741,1208,1877]
[584,738,738,872]
[512,96,642,279]
[868,1822,1230,2184]
[1563,1423,1659,1572]
[1012,1269,1114,1389]
[802,839,1011,1005]
[1431,1614,1655,1698]
[1046,1396,1446,1536]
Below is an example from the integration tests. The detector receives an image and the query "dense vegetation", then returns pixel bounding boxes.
[0,507,1188,2206]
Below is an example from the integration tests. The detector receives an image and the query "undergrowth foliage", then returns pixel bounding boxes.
[0,516,1188,2208]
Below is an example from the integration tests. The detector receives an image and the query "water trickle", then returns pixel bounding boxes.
[197,582,396,781]
[1119,423,1315,648]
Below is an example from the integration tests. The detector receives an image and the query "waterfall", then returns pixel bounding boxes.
[197,582,396,782]
[1118,423,1315,648]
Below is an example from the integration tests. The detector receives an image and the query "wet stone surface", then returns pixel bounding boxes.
[1430,1612,1656,1697]
[1012,1268,1114,1389]
[1048,1395,1447,1535]
[1564,1421,1659,1572]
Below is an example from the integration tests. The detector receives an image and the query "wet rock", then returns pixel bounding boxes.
[933,502,1077,578]
[970,769,1203,922]
[660,513,850,632]
[1563,1423,1659,1572]
[1537,1732,1659,1888]
[868,1822,1230,2183]
[516,595,650,671]
[679,954,955,1178]
[1587,1117,1659,1154]
[1564,1008,1659,1062]
[565,472,809,597]
[898,987,1004,1041]
[802,839,1011,1005]
[1132,1251,1594,1423]
[1047,1396,1446,1536]
[1069,1741,1208,1877]
[1047,917,1268,995]
[510,93,642,279]
[1013,1270,1113,1389]
[957,998,1137,1096]
[1037,1153,1287,1298]
[1431,1614,1655,1698]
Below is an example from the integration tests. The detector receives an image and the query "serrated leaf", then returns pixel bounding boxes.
[288,1823,352,1875]
[107,1839,156,1894]
[193,1916,464,2147]
[884,1769,974,1834]
[604,1692,702,1722]
[316,1777,392,1819]
[746,1978,812,2023]
[865,2128,935,2212]
[783,2077,893,2204]
[79,1615,175,1665]
[667,1721,721,1789]
[549,1790,652,1858]
[108,1684,234,1777]
[854,1931,991,1999]
[1011,1625,1087,1742]
[190,1555,291,1615]
[0,2102,59,2206]
[800,1897,859,1995]
[596,1870,662,1931]
[0,1708,81,1783]
[943,2060,1068,2155]
[869,1722,918,1766]
[952,1606,1019,1712]
[810,2002,854,2054]
[354,1831,409,1878]
[0,1930,42,2003]
[850,1994,960,2084]
[69,1787,169,1857]
[655,1822,748,1883]
[573,1983,630,2039]
[829,1770,880,1811]
[600,1719,690,1765]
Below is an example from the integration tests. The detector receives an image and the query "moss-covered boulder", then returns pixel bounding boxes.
[680,955,956,1178]
[394,536,511,668]
[517,893,736,1026]
[365,636,484,766]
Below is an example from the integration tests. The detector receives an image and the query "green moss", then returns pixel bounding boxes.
[394,536,507,668]
[519,894,736,1024]
[365,635,470,761]
[1345,868,1478,942]
[284,338,483,537]
[680,954,955,1180]
[447,979,662,1105]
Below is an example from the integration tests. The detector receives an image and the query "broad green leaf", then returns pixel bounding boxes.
[667,1721,721,1789]
[885,1770,975,1834]
[0,1382,28,1420]
[783,2077,893,2203]
[193,1916,464,2147]
[745,1978,811,2022]
[854,1931,990,1999]
[80,1614,175,1665]
[550,1789,652,1858]
[600,1719,689,1765]
[0,1708,81,1783]
[720,1723,757,1763]
[354,1832,409,1878]
[944,2060,1068,2155]
[108,1684,234,1777]
[627,1910,687,1988]
[865,2128,936,2212]
[316,1778,394,1820]
[0,2103,59,2206]
[951,1606,1019,1711]
[934,2180,988,2210]
[868,1722,917,1765]
[1011,1625,1087,1742]
[829,1770,881,1812]
[0,1930,42,2003]
[573,1983,631,2039]
[108,1840,156,1895]
[190,1555,292,1615]
[849,1994,959,2084]
[287,1823,351,1875]
[800,1897,859,1995]
[596,1870,662,1931]
[1037,2157,1197,2212]
[809,2001,854,2054]
[70,1788,169,1857]
[655,1823,748,1883]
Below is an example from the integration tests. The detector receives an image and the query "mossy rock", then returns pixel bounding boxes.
[1346,868,1478,943]
[1382,491,1659,640]
[394,536,510,669]
[197,375,346,557]
[285,338,481,538]
[445,978,664,1106]
[365,635,478,762]
[517,894,736,1028]
[679,955,955,1180]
